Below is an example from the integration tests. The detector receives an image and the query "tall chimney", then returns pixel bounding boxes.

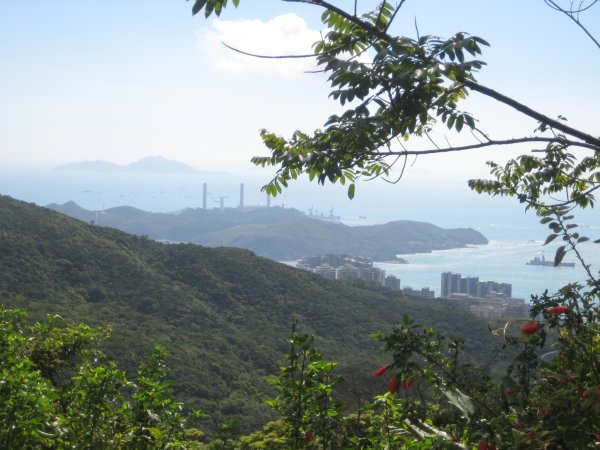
[202,183,207,209]
[239,183,244,209]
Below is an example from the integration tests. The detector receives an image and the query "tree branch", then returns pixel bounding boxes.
[221,42,317,59]
[461,79,600,148]
[543,0,600,49]
[284,0,393,41]
[377,136,598,156]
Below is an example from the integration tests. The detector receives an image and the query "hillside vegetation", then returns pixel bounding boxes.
[47,201,488,260]
[1,195,503,433]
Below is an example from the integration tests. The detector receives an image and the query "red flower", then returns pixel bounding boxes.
[504,387,514,396]
[478,440,496,450]
[452,436,460,443]
[547,305,569,315]
[593,434,600,443]
[373,366,389,377]
[478,441,486,450]
[402,379,413,390]
[387,377,399,393]
[305,431,313,444]
[578,386,587,398]
[521,321,540,335]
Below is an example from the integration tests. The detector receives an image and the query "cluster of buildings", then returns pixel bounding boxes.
[441,272,528,319]
[297,254,386,285]
[296,254,436,298]
[297,256,528,318]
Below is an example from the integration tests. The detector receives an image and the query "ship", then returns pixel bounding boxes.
[307,206,342,223]
[526,255,575,268]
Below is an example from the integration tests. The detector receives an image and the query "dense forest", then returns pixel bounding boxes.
[0,194,504,437]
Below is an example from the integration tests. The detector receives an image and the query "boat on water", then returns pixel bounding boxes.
[307,207,342,223]
[526,255,575,268]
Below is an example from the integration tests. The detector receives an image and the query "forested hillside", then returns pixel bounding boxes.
[47,201,488,260]
[1,194,502,433]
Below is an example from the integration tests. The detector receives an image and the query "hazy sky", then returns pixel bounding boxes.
[1,1,598,183]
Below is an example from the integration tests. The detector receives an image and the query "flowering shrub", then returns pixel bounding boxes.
[547,305,569,315]
[520,321,541,335]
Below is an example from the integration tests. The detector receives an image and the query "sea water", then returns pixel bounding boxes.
[1,167,598,301]
[376,238,599,300]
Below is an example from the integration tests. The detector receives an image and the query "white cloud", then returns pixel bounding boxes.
[198,13,322,77]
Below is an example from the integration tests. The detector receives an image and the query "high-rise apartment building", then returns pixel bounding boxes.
[385,275,401,290]
[441,272,512,299]
[441,272,462,297]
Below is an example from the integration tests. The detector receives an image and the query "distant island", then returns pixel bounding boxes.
[54,156,199,174]
[46,202,488,261]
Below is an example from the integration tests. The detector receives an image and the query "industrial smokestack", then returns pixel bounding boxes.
[239,183,244,209]
[202,183,207,209]
[267,194,271,208]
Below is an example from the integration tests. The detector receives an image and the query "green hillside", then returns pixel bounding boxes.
[47,202,488,260]
[1,195,504,433]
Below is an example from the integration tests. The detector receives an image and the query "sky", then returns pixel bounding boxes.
[1,0,599,184]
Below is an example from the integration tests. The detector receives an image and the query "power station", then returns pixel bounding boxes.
[201,182,270,209]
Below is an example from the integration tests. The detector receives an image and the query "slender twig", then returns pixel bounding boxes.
[544,0,600,49]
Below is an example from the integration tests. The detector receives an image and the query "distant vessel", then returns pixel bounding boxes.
[527,255,575,268]
[307,207,341,223]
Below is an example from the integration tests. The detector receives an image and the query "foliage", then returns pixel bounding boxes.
[0,194,503,435]
[187,0,600,447]
[0,308,203,448]
[266,326,342,448]
[191,0,599,199]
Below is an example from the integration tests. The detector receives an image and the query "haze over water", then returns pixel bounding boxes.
[2,167,599,301]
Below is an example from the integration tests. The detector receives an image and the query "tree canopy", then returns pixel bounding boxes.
[188,1,600,448]
[191,0,599,208]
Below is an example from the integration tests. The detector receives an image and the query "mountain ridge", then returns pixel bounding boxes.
[54,155,199,174]
[47,202,488,260]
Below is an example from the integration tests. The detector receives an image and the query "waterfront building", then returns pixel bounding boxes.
[360,266,386,285]
[336,265,360,281]
[298,254,386,286]
[441,272,512,300]
[441,272,524,318]
[402,286,436,299]
[441,272,462,298]
[314,264,336,280]
[385,275,401,290]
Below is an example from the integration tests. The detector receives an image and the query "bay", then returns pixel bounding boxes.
[376,236,599,301]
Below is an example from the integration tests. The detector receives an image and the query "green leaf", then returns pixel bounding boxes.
[455,115,464,132]
[348,183,355,199]
[554,245,567,266]
[543,234,558,245]
[447,114,456,129]
[148,427,163,440]
[443,388,475,416]
[191,0,207,15]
